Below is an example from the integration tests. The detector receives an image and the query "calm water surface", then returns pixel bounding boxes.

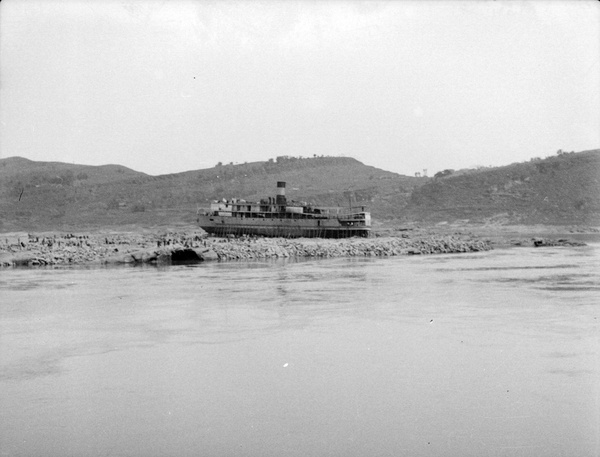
[1,244,599,457]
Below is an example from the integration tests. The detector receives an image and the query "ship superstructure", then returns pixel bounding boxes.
[197,181,371,238]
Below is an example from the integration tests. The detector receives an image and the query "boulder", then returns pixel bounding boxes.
[0,252,15,266]
[10,252,38,266]
[104,253,136,264]
[157,253,172,264]
[130,249,158,263]
[193,248,219,261]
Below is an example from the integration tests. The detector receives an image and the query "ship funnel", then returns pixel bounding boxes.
[276,181,286,204]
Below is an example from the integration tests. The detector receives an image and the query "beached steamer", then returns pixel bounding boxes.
[197,182,371,238]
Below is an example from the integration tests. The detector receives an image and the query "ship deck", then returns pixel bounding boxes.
[197,214,370,238]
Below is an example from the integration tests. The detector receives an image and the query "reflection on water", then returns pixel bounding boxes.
[1,244,599,457]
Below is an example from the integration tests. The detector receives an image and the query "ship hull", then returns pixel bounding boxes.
[197,215,370,238]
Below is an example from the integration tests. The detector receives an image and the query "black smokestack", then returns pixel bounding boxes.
[276,181,286,204]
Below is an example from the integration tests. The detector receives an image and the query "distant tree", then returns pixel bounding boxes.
[216,161,223,167]
[434,169,454,179]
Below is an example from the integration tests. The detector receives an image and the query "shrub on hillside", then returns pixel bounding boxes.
[434,169,454,179]
[106,198,119,210]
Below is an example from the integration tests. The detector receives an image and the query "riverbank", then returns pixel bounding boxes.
[0,227,591,267]
[0,230,499,267]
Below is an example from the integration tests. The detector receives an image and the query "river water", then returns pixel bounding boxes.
[1,244,598,457]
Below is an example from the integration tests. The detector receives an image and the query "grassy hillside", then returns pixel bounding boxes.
[1,150,598,232]
[404,149,600,225]
[0,155,422,231]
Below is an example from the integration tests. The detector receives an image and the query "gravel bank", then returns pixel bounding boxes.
[0,231,496,267]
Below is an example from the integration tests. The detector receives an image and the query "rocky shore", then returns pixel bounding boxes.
[1,228,590,268]
[0,231,497,267]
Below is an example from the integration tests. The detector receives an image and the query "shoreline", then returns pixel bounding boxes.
[0,226,591,267]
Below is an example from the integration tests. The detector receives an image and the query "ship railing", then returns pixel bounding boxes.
[338,213,368,221]
[314,206,368,215]
[198,207,369,220]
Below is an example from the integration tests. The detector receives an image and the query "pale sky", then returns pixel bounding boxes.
[1,0,598,176]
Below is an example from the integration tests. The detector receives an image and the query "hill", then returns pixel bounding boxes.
[0,155,422,232]
[0,150,598,232]
[403,149,600,226]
